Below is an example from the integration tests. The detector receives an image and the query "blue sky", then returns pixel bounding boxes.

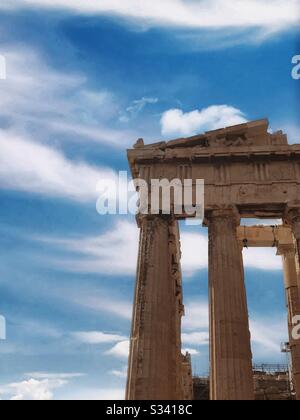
[0,0,299,400]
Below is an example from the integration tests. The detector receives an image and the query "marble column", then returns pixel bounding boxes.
[169,220,186,400]
[126,215,182,400]
[278,244,300,400]
[206,208,254,400]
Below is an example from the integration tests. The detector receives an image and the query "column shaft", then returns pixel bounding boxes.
[126,216,181,400]
[207,209,254,400]
[169,220,186,399]
[285,208,300,293]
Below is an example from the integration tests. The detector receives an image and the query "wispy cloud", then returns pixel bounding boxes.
[11,317,63,340]
[36,220,139,275]
[105,340,130,359]
[0,129,118,202]
[0,46,137,202]
[0,46,134,147]
[120,97,158,123]
[25,372,85,380]
[250,316,288,358]
[70,291,133,321]
[33,221,283,276]
[1,1,299,41]
[72,331,127,344]
[109,366,128,379]
[161,105,247,137]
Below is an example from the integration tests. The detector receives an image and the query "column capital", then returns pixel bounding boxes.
[204,205,240,227]
[277,243,296,258]
[136,213,175,228]
[283,204,300,230]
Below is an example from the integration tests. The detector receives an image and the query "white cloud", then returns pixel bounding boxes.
[106,340,130,359]
[0,378,63,400]
[72,331,127,344]
[243,247,282,270]
[182,348,200,356]
[182,331,209,346]
[0,372,85,400]
[9,379,63,400]
[182,300,209,331]
[0,129,117,202]
[181,231,208,277]
[161,105,247,137]
[1,1,299,38]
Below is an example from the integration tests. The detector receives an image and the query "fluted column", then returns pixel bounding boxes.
[206,208,254,400]
[278,244,300,400]
[126,215,182,400]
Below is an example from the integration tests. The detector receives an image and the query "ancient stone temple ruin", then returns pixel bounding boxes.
[126,119,300,400]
